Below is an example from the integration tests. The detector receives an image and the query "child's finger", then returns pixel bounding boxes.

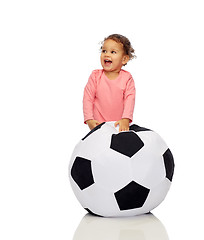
[114,121,119,127]
[96,121,101,126]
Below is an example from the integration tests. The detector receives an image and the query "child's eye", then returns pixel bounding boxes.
[111,51,117,54]
[102,49,106,53]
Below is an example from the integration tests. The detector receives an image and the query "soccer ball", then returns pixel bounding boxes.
[69,122,174,217]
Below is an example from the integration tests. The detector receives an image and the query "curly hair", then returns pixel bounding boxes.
[101,34,136,65]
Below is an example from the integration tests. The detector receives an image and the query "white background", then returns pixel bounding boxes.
[0,0,204,239]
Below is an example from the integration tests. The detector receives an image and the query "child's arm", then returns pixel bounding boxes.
[121,76,135,124]
[83,71,97,124]
[115,76,135,132]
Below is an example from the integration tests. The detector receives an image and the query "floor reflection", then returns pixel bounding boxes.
[73,213,169,240]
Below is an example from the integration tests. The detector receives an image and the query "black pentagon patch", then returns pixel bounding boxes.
[82,122,105,140]
[85,208,103,217]
[163,149,175,181]
[114,181,150,210]
[129,124,151,132]
[71,157,94,190]
[110,132,144,157]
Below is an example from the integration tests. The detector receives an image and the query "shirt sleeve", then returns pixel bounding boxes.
[122,75,136,122]
[83,71,97,123]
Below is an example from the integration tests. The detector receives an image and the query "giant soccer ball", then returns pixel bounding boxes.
[69,122,175,217]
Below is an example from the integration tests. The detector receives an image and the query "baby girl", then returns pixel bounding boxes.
[83,34,136,132]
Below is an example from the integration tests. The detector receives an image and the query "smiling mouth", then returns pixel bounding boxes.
[104,60,112,65]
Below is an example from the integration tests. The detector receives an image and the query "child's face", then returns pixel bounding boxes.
[100,39,129,74]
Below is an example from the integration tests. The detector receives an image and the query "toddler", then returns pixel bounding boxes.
[83,34,136,132]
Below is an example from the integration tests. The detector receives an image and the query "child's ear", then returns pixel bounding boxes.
[122,55,129,65]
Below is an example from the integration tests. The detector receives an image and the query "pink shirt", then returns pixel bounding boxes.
[83,69,135,123]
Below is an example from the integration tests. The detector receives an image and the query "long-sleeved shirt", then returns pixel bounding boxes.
[83,69,135,123]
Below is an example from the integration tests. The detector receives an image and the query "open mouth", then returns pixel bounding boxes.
[104,59,112,66]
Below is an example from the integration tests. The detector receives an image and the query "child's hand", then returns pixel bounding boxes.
[114,118,130,132]
[86,119,101,130]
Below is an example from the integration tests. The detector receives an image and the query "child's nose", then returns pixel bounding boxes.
[105,51,110,57]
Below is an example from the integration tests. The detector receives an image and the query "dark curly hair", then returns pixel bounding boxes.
[101,34,136,65]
